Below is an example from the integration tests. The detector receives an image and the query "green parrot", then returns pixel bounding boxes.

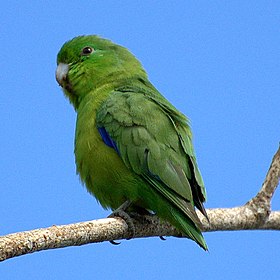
[56,35,208,250]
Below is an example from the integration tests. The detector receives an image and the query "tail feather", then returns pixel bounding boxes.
[143,174,208,249]
[171,208,208,250]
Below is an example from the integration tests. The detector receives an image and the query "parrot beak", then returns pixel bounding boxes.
[56,63,69,87]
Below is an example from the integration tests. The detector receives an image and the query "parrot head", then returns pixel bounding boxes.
[56,35,147,109]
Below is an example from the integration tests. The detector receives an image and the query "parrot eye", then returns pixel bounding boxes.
[81,46,94,56]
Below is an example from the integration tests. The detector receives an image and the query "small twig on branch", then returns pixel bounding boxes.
[0,146,279,262]
[247,146,280,218]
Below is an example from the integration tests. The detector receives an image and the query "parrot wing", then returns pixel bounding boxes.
[96,85,207,228]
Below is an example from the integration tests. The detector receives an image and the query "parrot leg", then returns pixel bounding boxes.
[108,200,135,244]
[108,202,166,243]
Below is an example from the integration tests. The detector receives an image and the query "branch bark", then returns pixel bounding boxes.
[1,146,279,262]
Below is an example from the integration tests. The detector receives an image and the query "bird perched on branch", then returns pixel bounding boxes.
[56,35,208,249]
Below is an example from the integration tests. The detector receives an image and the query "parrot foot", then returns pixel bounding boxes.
[108,200,135,244]
[128,212,166,241]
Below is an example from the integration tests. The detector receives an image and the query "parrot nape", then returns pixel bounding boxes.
[56,35,208,250]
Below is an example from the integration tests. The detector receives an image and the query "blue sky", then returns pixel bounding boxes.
[1,1,280,279]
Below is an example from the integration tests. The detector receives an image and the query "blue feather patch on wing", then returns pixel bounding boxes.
[97,127,120,154]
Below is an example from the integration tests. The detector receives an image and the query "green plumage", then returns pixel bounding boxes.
[56,35,208,249]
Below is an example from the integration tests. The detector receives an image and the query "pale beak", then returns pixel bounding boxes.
[56,63,69,86]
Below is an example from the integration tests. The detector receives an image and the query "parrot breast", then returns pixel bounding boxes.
[74,92,142,210]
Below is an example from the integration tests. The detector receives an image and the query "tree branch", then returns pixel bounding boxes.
[1,146,279,262]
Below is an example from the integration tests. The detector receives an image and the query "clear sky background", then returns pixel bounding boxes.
[1,1,279,279]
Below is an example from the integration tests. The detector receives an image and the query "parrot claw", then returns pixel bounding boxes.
[108,200,135,243]
[109,240,121,245]
[159,236,166,241]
